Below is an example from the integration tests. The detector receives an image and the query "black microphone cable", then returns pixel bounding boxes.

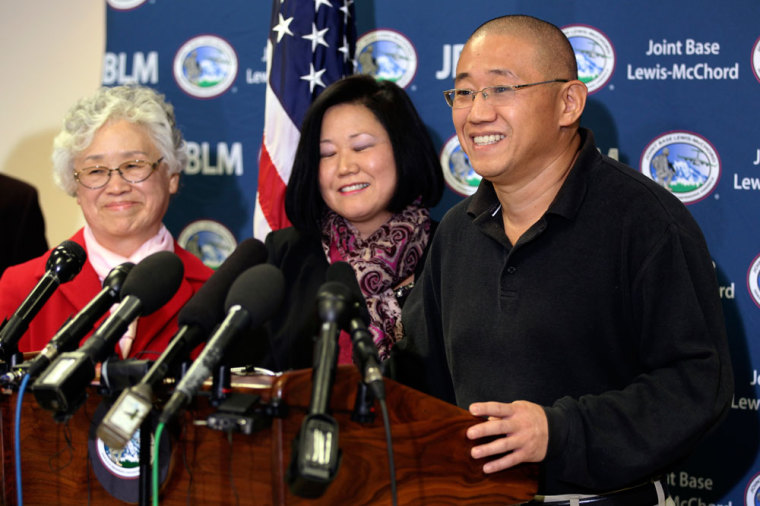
[378,395,397,506]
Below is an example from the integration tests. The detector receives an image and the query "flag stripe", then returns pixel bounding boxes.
[256,141,290,232]
[254,0,356,240]
[263,71,299,184]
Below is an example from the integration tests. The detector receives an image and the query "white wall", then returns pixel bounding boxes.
[0,2,105,248]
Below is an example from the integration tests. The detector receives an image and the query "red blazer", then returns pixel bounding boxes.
[0,228,213,360]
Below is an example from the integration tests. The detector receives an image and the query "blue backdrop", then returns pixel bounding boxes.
[104,1,760,503]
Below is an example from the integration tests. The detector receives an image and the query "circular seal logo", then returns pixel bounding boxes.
[745,471,760,506]
[173,35,238,98]
[747,253,760,309]
[178,219,237,269]
[355,29,417,88]
[96,432,143,479]
[87,401,170,503]
[752,35,760,84]
[106,0,147,9]
[563,25,615,94]
[440,135,481,196]
[640,131,721,204]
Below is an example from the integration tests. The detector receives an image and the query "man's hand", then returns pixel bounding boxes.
[466,400,549,473]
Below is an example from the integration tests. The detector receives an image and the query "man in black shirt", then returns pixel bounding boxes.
[0,174,48,276]
[393,14,733,503]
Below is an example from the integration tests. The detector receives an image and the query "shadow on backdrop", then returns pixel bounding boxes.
[672,264,758,500]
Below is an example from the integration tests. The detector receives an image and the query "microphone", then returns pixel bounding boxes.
[0,262,135,386]
[31,251,184,415]
[97,238,269,449]
[288,273,351,498]
[309,279,351,415]
[325,262,385,400]
[0,240,87,361]
[158,263,285,425]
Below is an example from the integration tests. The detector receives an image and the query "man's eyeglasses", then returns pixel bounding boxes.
[74,157,164,189]
[443,79,569,109]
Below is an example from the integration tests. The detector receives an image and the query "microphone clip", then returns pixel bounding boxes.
[98,357,154,397]
[31,351,94,417]
[350,380,376,424]
[97,382,154,450]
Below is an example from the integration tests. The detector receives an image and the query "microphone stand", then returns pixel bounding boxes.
[138,415,152,506]
[351,381,376,424]
[210,363,232,407]
[0,319,23,374]
[136,355,194,506]
[97,357,157,506]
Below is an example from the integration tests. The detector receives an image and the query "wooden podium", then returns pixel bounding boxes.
[0,365,538,505]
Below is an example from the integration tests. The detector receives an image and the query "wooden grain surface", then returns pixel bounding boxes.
[0,366,538,505]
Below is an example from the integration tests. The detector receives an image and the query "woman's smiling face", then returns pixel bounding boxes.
[318,102,398,238]
[74,119,178,254]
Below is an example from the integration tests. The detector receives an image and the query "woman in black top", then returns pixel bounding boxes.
[258,74,444,372]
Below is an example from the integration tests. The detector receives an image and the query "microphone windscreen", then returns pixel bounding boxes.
[325,261,370,323]
[224,264,285,329]
[178,238,268,332]
[325,261,361,299]
[121,251,184,316]
[46,240,87,283]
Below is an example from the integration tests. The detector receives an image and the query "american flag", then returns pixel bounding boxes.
[254,0,357,239]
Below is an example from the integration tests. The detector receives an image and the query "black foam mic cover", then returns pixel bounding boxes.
[178,238,269,332]
[324,261,370,325]
[119,251,184,316]
[158,263,285,424]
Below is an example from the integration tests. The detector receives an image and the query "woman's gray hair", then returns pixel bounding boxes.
[52,85,187,196]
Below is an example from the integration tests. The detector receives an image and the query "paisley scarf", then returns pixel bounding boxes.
[321,202,431,361]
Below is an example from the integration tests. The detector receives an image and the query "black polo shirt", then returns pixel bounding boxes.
[396,128,733,494]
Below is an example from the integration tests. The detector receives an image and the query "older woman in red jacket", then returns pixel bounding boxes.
[0,85,212,360]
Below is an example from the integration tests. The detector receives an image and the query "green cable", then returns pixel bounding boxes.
[152,422,165,506]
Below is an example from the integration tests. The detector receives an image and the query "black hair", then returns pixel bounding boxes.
[470,15,578,80]
[284,74,443,235]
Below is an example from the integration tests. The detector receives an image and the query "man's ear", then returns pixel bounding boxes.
[558,80,587,127]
